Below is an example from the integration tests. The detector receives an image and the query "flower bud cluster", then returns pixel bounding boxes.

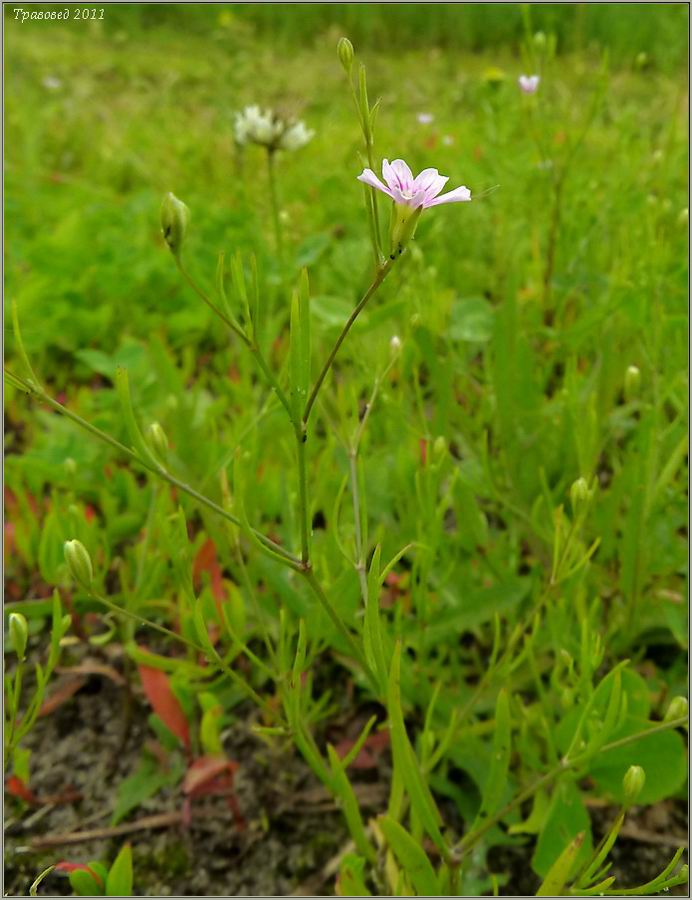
[234,106,314,153]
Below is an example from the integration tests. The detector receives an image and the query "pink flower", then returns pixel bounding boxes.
[357,158,471,209]
[518,74,540,94]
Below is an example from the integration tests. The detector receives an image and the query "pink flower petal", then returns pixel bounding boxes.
[384,158,414,192]
[426,185,472,207]
[414,167,449,199]
[357,168,394,199]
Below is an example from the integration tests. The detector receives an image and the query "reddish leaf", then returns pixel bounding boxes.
[39,676,88,717]
[335,729,390,770]
[55,862,104,889]
[182,755,238,796]
[419,437,428,466]
[6,775,40,805]
[138,664,190,749]
[4,522,15,557]
[193,538,225,604]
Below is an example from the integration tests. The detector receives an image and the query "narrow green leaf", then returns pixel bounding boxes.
[379,814,440,896]
[388,642,447,857]
[364,545,388,695]
[475,689,511,825]
[328,744,376,861]
[536,831,584,896]
[106,843,133,897]
[114,367,160,468]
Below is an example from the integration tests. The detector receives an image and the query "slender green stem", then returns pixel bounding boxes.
[301,568,378,695]
[175,259,294,422]
[5,370,303,571]
[252,342,294,423]
[176,258,248,344]
[295,424,311,564]
[303,258,395,423]
[90,590,274,716]
[266,148,284,260]
[455,714,689,859]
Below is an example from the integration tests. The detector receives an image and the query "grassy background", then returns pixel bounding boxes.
[4,3,689,892]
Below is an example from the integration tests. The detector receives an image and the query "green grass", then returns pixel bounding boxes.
[5,4,688,897]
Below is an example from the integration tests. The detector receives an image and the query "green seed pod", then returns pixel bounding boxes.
[664,696,688,722]
[622,764,646,804]
[64,539,93,588]
[9,612,28,660]
[624,365,641,401]
[146,421,169,461]
[337,37,354,74]
[161,192,190,258]
[570,477,592,515]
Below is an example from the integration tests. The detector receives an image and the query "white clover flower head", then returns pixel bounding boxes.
[417,112,434,125]
[234,105,282,147]
[518,74,540,94]
[278,120,314,151]
[390,335,402,352]
[234,105,313,153]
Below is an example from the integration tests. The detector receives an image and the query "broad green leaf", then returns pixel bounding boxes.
[449,297,495,342]
[532,779,592,878]
[111,755,182,826]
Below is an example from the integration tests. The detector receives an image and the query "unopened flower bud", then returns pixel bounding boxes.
[433,436,447,462]
[635,51,649,70]
[64,539,93,588]
[390,335,402,355]
[146,422,169,460]
[9,613,28,660]
[161,192,190,258]
[64,457,77,477]
[337,37,354,73]
[570,477,592,514]
[533,31,546,48]
[678,207,688,226]
[624,365,641,401]
[664,696,688,722]
[623,764,646,804]
[560,687,574,710]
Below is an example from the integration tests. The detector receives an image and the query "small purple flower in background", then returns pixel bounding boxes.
[417,112,434,125]
[358,158,471,257]
[518,74,540,94]
[358,158,471,209]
